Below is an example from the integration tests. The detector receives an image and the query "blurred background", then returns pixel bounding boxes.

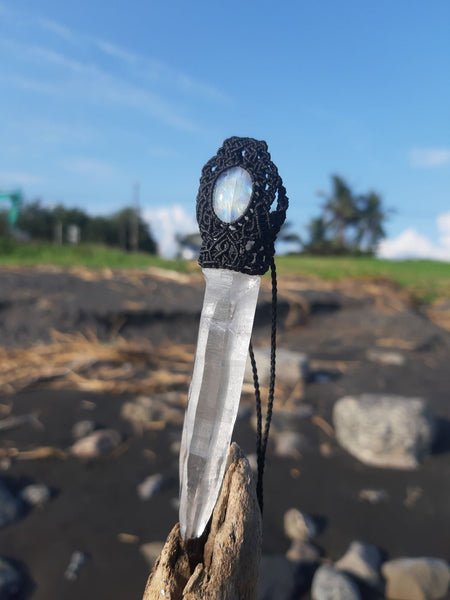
[0,1,449,599]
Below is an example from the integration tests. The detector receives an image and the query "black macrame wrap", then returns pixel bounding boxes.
[196,136,288,275]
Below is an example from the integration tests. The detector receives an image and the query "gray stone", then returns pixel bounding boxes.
[71,419,97,440]
[358,489,389,504]
[333,394,435,469]
[367,349,406,366]
[140,542,165,568]
[286,540,321,563]
[382,557,450,600]
[245,347,309,387]
[335,541,382,587]
[121,393,184,428]
[252,405,314,435]
[0,558,22,598]
[0,482,21,528]
[70,429,121,459]
[274,432,306,459]
[257,555,306,600]
[137,474,165,500]
[20,483,51,507]
[311,564,361,600]
[284,508,318,541]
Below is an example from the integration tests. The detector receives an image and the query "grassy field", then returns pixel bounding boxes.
[1,239,449,303]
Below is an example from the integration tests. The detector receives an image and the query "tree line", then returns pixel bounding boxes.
[0,201,157,254]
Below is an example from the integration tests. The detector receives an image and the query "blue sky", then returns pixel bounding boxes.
[1,0,449,258]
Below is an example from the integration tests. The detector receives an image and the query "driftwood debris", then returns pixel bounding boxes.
[142,443,262,600]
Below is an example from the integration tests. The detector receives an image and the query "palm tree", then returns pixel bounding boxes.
[322,175,359,246]
[355,191,386,253]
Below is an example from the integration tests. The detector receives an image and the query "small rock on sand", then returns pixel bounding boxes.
[245,347,309,387]
[333,394,435,469]
[0,557,22,599]
[366,349,406,366]
[286,540,320,563]
[382,557,450,600]
[20,483,51,507]
[335,541,382,588]
[70,429,121,459]
[284,508,318,542]
[72,420,97,440]
[0,482,21,528]
[137,474,166,500]
[311,564,361,600]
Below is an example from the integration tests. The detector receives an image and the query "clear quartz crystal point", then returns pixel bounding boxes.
[179,268,261,539]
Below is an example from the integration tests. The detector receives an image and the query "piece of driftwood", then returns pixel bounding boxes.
[142,443,262,600]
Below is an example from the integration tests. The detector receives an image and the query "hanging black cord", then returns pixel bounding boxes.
[251,257,277,513]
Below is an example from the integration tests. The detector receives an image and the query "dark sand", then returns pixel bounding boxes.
[0,267,449,599]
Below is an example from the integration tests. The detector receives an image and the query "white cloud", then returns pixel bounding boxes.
[37,18,76,42]
[143,204,197,258]
[409,147,450,168]
[378,210,450,261]
[0,171,44,185]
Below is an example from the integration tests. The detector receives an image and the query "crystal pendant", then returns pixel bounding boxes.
[212,166,252,223]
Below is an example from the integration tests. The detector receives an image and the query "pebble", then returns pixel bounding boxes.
[72,420,97,440]
[366,349,406,366]
[257,554,309,600]
[19,483,51,507]
[382,557,450,600]
[137,474,165,501]
[286,540,321,563]
[70,429,121,459]
[0,482,21,528]
[245,347,309,387]
[0,557,22,599]
[358,489,389,504]
[284,508,318,542]
[274,431,307,459]
[121,393,184,428]
[311,564,361,600]
[335,541,382,588]
[140,542,165,568]
[65,551,88,581]
[333,394,435,469]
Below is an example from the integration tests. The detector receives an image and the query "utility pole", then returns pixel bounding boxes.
[130,181,140,253]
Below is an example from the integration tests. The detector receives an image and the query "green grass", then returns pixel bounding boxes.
[0,239,189,272]
[277,255,450,304]
[1,239,449,304]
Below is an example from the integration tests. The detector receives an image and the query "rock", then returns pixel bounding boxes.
[335,541,382,587]
[252,405,314,435]
[311,564,361,600]
[70,429,121,459]
[367,349,406,366]
[140,542,165,568]
[274,431,307,459]
[0,557,22,598]
[382,557,450,600]
[71,419,97,440]
[258,555,309,600]
[20,483,51,507]
[0,481,21,528]
[245,347,309,387]
[333,394,435,469]
[121,393,184,428]
[286,540,321,563]
[358,489,389,504]
[137,474,166,500]
[284,508,318,541]
[64,551,88,581]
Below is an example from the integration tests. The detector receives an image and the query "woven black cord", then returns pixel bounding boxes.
[253,257,278,513]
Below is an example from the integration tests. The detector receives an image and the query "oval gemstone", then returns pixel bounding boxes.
[212,166,252,223]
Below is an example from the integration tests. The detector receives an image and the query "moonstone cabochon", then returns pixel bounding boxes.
[212,166,253,223]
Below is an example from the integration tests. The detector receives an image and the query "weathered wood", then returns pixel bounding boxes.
[142,443,262,600]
